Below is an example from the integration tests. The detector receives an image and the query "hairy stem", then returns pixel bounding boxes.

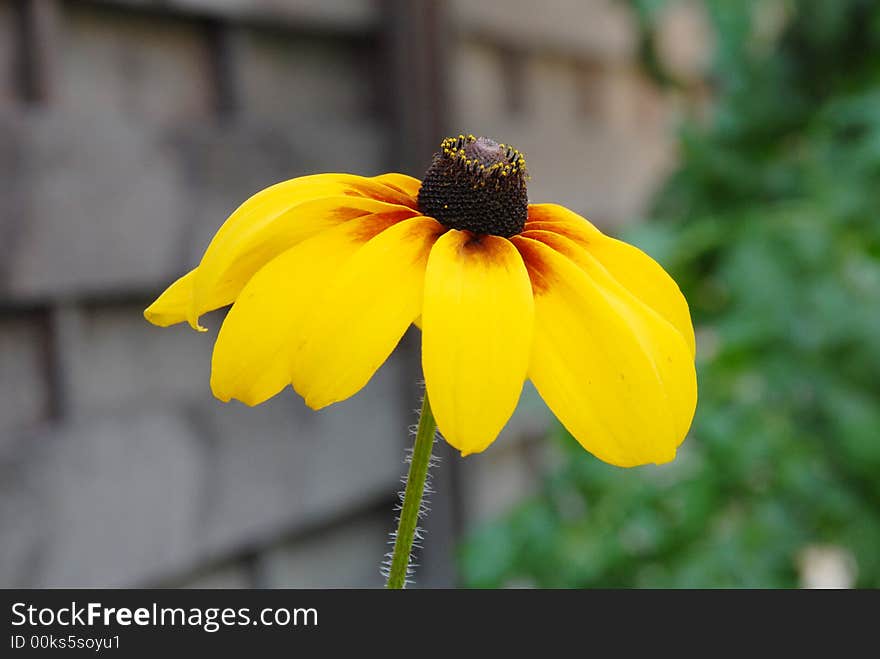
[386,393,437,589]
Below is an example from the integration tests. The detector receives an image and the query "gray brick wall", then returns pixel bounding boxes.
[0,0,706,588]
[450,0,678,227]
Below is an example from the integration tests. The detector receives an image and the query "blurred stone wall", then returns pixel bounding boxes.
[0,0,706,587]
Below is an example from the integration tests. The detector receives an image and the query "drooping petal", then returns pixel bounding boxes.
[512,234,697,467]
[526,203,695,356]
[145,197,410,331]
[202,175,414,263]
[189,190,418,330]
[290,216,444,409]
[210,212,402,406]
[422,230,534,455]
[144,269,198,328]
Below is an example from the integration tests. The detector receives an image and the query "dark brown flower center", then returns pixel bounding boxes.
[417,135,528,237]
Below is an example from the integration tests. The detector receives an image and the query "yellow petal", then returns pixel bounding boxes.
[422,231,534,455]
[526,203,695,356]
[187,174,417,327]
[144,269,201,330]
[290,216,443,409]
[371,173,422,202]
[204,175,415,263]
[512,234,697,467]
[210,212,401,406]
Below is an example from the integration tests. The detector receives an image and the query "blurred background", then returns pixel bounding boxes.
[0,0,877,588]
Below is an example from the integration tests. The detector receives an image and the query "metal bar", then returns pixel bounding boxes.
[381,0,462,588]
[203,17,239,119]
[12,0,59,104]
[382,0,450,175]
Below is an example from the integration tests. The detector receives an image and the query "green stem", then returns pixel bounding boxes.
[386,393,437,589]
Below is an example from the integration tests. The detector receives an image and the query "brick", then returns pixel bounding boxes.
[0,111,189,299]
[57,3,214,123]
[0,110,385,300]
[57,304,214,417]
[524,54,580,122]
[256,509,391,588]
[0,316,48,448]
[452,0,636,62]
[592,68,675,218]
[450,42,509,123]
[236,28,377,124]
[192,351,411,554]
[0,410,204,587]
[656,0,713,82]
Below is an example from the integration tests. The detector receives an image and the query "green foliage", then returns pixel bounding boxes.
[461,0,880,587]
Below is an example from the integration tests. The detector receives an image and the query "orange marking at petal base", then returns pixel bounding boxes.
[510,235,556,296]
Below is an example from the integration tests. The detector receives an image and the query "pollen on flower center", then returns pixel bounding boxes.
[417,135,528,237]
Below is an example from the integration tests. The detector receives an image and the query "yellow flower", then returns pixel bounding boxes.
[145,135,697,467]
